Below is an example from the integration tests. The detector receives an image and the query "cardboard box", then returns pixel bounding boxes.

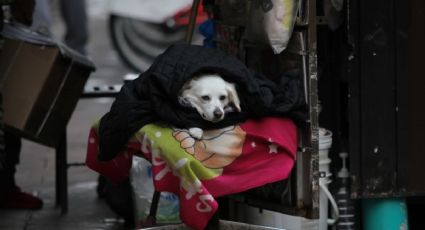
[0,38,95,146]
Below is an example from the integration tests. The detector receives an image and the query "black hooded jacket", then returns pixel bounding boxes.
[98,44,306,161]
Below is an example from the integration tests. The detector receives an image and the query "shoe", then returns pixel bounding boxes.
[0,185,43,210]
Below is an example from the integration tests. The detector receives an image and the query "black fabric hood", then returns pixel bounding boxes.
[98,44,306,161]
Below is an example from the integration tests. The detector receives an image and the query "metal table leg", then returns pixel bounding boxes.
[55,130,68,214]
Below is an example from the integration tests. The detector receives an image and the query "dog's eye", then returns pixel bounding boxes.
[201,95,210,101]
[219,95,226,101]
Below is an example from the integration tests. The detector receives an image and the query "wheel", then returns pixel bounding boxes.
[109,15,187,72]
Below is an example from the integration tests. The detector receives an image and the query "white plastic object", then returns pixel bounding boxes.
[319,180,340,225]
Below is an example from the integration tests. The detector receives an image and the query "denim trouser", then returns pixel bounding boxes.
[32,0,88,55]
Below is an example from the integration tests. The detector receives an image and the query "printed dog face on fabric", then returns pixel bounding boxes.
[172,126,246,173]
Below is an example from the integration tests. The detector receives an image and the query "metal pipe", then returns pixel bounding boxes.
[185,0,201,44]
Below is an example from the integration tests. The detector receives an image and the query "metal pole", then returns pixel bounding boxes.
[185,0,201,44]
[56,130,68,214]
[306,0,320,219]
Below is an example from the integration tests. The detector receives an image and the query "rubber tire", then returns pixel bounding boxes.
[109,15,186,72]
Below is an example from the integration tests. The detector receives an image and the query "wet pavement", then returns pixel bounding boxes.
[0,1,134,229]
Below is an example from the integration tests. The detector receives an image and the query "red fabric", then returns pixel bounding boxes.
[86,117,298,230]
[85,128,132,184]
[204,117,297,197]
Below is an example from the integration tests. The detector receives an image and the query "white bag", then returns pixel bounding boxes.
[245,0,300,54]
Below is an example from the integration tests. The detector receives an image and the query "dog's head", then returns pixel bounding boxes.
[179,74,241,122]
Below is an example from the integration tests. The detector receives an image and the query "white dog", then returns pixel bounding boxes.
[179,74,241,139]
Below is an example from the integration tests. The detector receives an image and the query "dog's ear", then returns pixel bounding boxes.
[179,80,194,106]
[178,96,192,107]
[226,83,241,112]
[180,90,202,110]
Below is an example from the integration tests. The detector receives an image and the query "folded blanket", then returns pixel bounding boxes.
[86,117,297,230]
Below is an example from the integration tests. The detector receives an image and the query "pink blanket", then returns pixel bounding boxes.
[86,117,297,230]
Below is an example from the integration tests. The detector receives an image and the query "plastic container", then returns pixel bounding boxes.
[236,204,319,230]
[141,220,286,230]
[319,128,339,230]
[130,157,180,225]
[362,198,409,230]
[335,152,356,230]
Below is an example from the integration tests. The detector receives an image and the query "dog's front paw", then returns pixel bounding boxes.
[189,127,203,140]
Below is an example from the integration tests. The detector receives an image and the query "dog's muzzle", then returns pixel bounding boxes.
[213,109,224,119]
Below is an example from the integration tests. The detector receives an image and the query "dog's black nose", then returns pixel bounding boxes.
[213,109,223,119]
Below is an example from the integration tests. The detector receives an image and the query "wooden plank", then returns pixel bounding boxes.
[396,0,425,194]
[347,0,362,199]
[307,0,319,219]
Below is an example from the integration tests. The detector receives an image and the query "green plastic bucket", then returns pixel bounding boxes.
[362,198,409,230]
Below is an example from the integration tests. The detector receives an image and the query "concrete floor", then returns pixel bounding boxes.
[0,1,134,229]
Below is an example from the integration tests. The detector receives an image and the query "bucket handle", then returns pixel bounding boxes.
[319,180,339,225]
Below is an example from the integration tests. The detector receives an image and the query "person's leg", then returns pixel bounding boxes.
[0,131,43,210]
[60,0,88,55]
[0,98,8,185]
[0,131,20,187]
[0,93,17,187]
[0,94,6,179]
[30,0,53,36]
